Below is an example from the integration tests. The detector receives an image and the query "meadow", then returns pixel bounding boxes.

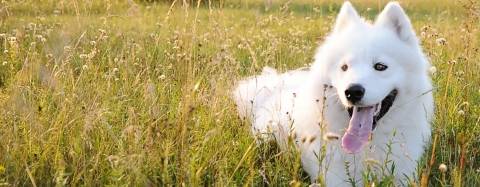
[0,0,478,186]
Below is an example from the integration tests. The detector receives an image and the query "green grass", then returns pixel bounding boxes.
[0,0,479,186]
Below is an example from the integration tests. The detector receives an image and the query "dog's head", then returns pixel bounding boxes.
[311,2,430,153]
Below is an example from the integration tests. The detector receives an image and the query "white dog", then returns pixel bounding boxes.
[233,1,434,186]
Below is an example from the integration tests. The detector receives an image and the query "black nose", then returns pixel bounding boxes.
[345,84,365,103]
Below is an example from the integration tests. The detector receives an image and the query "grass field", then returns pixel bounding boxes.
[0,0,479,186]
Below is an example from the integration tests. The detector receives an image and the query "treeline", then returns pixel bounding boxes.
[135,0,222,6]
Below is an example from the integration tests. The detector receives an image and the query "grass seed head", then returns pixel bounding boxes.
[323,132,340,141]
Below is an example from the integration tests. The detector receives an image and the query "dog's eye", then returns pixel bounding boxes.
[374,63,388,71]
[341,64,348,71]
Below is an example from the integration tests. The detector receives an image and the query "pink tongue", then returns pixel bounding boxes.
[342,106,375,154]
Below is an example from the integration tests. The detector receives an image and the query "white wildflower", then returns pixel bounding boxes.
[8,36,16,42]
[439,163,447,173]
[159,74,166,80]
[436,38,447,45]
[64,45,72,52]
[429,66,437,75]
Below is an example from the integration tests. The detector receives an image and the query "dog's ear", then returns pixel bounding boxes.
[375,2,418,46]
[333,1,361,33]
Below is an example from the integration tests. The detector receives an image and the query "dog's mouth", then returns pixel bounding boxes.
[342,89,398,154]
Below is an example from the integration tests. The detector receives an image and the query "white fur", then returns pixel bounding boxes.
[233,1,433,186]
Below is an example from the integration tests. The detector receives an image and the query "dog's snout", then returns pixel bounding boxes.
[345,84,365,103]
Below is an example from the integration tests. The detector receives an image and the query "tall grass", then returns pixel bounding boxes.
[0,0,478,186]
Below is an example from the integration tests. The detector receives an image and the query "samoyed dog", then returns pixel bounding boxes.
[233,1,434,186]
